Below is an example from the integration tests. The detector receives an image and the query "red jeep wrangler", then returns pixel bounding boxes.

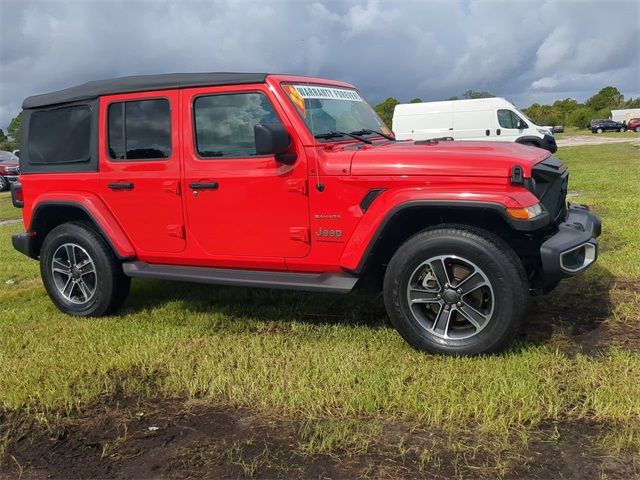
[11,73,601,355]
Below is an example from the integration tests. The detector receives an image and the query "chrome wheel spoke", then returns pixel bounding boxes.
[52,267,71,276]
[53,258,70,270]
[409,288,440,304]
[65,244,77,266]
[432,306,454,337]
[62,277,74,297]
[458,271,487,294]
[76,279,91,301]
[428,258,451,287]
[457,303,490,330]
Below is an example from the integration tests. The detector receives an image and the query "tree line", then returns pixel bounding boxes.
[373,86,640,129]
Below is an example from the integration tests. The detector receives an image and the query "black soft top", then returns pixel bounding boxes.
[22,72,269,109]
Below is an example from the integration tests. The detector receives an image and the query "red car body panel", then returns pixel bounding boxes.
[17,74,550,274]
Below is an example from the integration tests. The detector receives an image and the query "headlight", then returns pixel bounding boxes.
[506,203,544,220]
[537,128,552,136]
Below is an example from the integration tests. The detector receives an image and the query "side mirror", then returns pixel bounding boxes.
[254,123,296,165]
[516,120,524,129]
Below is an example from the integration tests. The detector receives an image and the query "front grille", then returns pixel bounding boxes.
[5,166,18,174]
[532,156,568,223]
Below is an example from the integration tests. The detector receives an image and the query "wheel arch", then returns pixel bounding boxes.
[515,136,541,147]
[28,200,135,260]
[342,201,539,290]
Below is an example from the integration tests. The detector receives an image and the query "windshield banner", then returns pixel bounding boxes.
[290,85,363,102]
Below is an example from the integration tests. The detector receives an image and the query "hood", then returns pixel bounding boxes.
[350,140,550,177]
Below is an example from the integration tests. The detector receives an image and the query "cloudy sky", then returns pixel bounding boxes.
[1,0,639,130]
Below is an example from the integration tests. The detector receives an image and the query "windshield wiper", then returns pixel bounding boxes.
[314,131,372,144]
[349,128,396,141]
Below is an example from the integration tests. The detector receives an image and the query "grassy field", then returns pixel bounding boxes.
[1,143,639,478]
[0,191,20,222]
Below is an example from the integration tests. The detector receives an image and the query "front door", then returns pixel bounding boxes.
[496,109,527,141]
[99,91,185,253]
[181,85,310,258]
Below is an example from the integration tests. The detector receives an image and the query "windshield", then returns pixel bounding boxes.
[0,151,18,162]
[282,83,391,139]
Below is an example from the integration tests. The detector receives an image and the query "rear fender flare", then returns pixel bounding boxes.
[29,192,136,259]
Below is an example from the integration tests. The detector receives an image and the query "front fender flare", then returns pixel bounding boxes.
[339,187,544,273]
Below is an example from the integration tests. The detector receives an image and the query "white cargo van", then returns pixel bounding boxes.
[392,97,557,153]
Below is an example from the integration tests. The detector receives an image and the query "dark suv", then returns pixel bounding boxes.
[590,119,626,133]
[0,150,19,191]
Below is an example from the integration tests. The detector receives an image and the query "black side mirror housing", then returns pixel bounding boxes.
[254,123,296,165]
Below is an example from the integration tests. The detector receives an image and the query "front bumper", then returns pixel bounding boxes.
[539,204,601,286]
[3,175,18,183]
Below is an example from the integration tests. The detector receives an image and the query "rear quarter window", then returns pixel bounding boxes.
[28,106,91,164]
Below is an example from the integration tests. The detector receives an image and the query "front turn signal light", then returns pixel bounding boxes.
[506,203,543,220]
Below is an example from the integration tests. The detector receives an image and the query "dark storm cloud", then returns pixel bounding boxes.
[1,0,638,129]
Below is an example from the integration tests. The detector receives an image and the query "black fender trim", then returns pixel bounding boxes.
[123,261,358,293]
[516,134,557,153]
[350,200,550,275]
[26,201,133,260]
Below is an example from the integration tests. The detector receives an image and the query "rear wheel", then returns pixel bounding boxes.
[40,222,130,316]
[635,126,640,132]
[383,226,528,355]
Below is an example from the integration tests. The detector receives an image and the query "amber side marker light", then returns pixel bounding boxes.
[506,203,543,220]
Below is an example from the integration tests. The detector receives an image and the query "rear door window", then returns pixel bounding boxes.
[107,99,171,160]
[28,106,91,164]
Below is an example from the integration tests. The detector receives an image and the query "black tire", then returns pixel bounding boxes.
[0,176,7,192]
[383,225,528,356]
[635,126,640,133]
[40,222,130,316]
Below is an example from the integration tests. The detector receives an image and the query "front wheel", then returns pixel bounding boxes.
[40,222,130,316]
[0,176,7,192]
[635,126,640,132]
[383,226,528,355]
[596,128,603,134]
[619,127,625,132]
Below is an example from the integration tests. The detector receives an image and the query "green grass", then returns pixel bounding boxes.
[1,143,639,469]
[0,191,20,221]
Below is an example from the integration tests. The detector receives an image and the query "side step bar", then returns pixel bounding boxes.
[122,261,359,294]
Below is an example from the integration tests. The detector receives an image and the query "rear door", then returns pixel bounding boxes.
[181,84,310,258]
[99,90,185,253]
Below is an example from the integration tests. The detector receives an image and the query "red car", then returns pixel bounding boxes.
[627,118,640,132]
[0,150,19,191]
[10,73,601,355]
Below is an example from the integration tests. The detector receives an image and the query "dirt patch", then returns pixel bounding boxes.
[2,397,638,479]
[556,135,640,148]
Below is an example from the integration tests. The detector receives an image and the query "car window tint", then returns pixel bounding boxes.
[28,106,91,164]
[107,99,171,161]
[193,93,282,158]
[497,109,520,129]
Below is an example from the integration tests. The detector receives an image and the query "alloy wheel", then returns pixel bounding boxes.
[51,243,97,304]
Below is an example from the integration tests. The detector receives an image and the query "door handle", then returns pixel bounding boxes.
[108,182,134,190]
[496,129,501,135]
[189,181,219,190]
[485,129,490,136]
